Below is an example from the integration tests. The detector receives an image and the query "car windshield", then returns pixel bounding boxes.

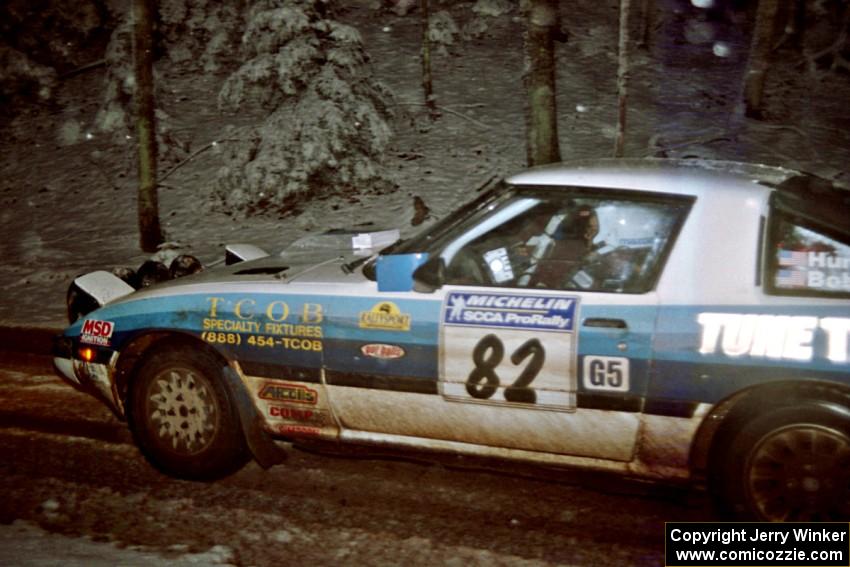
[390,181,513,254]
[360,181,512,279]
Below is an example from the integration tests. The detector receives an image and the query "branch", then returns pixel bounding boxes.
[645,129,730,156]
[745,122,811,140]
[393,101,491,129]
[158,137,241,184]
[737,133,802,165]
[802,1,850,71]
[59,58,107,79]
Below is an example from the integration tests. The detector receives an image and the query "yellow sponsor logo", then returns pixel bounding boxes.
[359,301,411,331]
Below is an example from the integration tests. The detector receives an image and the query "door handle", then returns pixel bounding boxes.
[583,318,628,329]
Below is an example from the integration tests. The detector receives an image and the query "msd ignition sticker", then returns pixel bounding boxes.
[440,292,578,409]
[80,319,115,346]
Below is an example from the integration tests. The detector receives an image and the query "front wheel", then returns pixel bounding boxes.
[128,345,249,480]
[716,405,850,521]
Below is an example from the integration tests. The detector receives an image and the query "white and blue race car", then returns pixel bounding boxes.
[53,158,850,521]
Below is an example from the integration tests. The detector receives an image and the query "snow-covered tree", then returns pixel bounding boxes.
[215,0,395,216]
[0,0,111,114]
[0,47,56,113]
[95,16,187,164]
[158,0,245,73]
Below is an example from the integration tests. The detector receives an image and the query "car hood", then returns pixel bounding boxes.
[174,249,366,288]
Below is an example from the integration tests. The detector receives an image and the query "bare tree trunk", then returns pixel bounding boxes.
[420,0,437,119]
[524,0,561,166]
[638,0,653,49]
[743,0,780,119]
[133,0,163,253]
[614,0,631,158]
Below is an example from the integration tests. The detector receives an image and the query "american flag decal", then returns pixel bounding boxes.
[776,268,807,287]
[778,249,808,267]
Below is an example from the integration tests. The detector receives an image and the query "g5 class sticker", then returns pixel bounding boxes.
[582,356,630,392]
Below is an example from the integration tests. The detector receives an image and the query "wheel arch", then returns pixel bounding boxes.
[114,330,231,407]
[690,378,850,481]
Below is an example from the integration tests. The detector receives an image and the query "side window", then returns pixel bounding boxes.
[767,212,850,298]
[441,192,689,293]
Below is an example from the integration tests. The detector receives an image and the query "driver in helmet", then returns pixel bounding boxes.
[529,204,600,289]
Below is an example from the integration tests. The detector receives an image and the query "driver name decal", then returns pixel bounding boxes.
[443,292,576,332]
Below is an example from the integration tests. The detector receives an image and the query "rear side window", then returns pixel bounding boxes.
[766,211,850,298]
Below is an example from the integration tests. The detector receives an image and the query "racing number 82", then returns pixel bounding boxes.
[465,334,545,403]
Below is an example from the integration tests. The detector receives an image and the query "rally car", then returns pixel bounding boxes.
[53,158,850,521]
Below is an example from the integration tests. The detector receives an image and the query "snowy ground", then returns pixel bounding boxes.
[0,521,239,567]
[0,357,693,567]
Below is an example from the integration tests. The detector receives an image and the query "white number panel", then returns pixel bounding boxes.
[440,291,578,410]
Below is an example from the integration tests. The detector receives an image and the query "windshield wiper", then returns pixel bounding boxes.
[341,255,372,274]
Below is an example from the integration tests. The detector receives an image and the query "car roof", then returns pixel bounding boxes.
[506,159,850,235]
[504,158,796,197]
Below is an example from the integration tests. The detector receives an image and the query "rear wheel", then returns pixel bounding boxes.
[717,405,850,521]
[128,345,249,480]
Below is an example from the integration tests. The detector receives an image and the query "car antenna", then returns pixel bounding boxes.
[475,173,498,192]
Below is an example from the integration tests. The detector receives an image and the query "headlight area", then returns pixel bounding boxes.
[52,335,124,417]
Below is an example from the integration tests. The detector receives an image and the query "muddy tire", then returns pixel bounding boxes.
[716,404,850,521]
[128,345,249,480]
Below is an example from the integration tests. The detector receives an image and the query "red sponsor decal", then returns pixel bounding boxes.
[80,319,115,346]
[277,424,321,437]
[269,405,315,422]
[360,343,405,359]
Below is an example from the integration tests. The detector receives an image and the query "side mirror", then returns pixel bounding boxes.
[412,256,446,293]
[376,253,430,292]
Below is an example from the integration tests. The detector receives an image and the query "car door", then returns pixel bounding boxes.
[426,189,692,460]
[435,284,658,460]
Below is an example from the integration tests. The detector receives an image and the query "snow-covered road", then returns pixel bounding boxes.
[0,354,707,566]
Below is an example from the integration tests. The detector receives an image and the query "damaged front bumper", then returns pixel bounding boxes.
[52,335,124,418]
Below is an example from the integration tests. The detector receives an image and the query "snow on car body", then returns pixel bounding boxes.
[53,158,850,521]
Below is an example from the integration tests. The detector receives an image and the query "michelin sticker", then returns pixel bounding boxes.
[443,292,575,332]
[441,292,578,409]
